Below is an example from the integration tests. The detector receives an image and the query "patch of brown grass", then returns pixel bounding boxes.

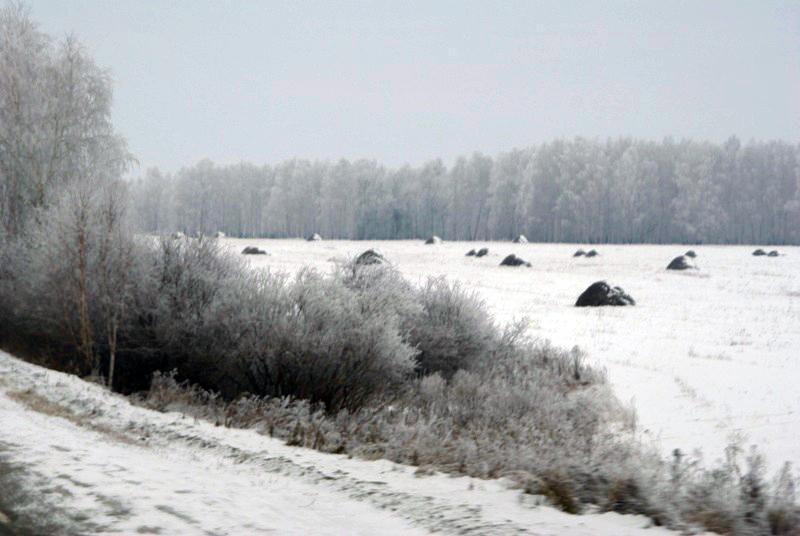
[6,389,138,446]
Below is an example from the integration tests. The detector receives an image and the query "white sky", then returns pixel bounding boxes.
[29,0,800,173]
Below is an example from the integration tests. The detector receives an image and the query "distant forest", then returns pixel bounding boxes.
[131,138,800,244]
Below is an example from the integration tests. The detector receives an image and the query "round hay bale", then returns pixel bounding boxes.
[214,231,226,238]
[513,234,528,244]
[500,254,531,267]
[475,247,489,257]
[752,249,767,256]
[666,255,696,270]
[685,250,697,258]
[573,249,586,257]
[575,281,635,307]
[306,233,322,241]
[466,249,477,257]
[585,249,599,258]
[768,250,780,257]
[171,231,185,239]
[425,235,443,245]
[355,249,387,266]
[242,246,268,255]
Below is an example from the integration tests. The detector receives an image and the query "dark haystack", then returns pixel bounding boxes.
[466,249,477,256]
[573,249,586,257]
[355,249,386,266]
[425,236,443,245]
[500,254,531,267]
[585,249,599,258]
[768,250,780,257]
[306,233,322,241]
[685,250,697,258]
[666,255,696,270]
[242,246,268,255]
[575,281,635,307]
[476,247,489,257]
[752,249,767,256]
[513,234,528,244]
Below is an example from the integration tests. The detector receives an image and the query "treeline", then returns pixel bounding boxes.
[131,138,800,245]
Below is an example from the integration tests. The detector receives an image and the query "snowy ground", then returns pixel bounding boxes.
[0,351,672,535]
[229,238,800,470]
[2,239,795,535]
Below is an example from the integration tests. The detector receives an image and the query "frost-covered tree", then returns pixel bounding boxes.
[0,3,134,385]
[0,3,130,236]
[129,138,800,245]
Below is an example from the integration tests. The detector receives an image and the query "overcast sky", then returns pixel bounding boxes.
[30,0,800,174]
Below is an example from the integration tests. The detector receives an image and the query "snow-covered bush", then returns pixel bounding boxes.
[336,260,502,380]
[0,180,136,385]
[1,233,420,409]
[408,277,498,377]
[240,269,418,410]
[116,235,254,391]
[334,259,423,335]
[597,442,800,535]
[108,242,417,410]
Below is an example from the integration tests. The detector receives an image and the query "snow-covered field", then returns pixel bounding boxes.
[230,238,800,470]
[0,351,672,535]
[2,238,796,535]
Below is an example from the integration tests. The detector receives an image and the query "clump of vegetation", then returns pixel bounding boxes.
[409,278,497,378]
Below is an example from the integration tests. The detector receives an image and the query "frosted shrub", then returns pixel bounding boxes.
[242,269,418,411]
[409,277,498,377]
[768,463,800,535]
[126,246,419,410]
[0,182,137,381]
[677,447,799,536]
[108,235,255,392]
[145,236,246,337]
[0,234,29,341]
[618,444,800,535]
[335,259,423,334]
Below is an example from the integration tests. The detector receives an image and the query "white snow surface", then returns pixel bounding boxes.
[231,239,800,469]
[0,351,670,535]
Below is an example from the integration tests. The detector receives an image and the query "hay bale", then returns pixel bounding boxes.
[306,233,322,241]
[768,250,780,257]
[476,247,489,257]
[500,254,531,267]
[425,236,443,245]
[466,249,477,257]
[171,231,185,239]
[666,255,696,270]
[573,249,586,257]
[214,231,226,238]
[752,249,767,256]
[513,234,528,244]
[242,246,268,255]
[575,281,635,307]
[355,249,387,266]
[685,250,697,258]
[585,249,599,258]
